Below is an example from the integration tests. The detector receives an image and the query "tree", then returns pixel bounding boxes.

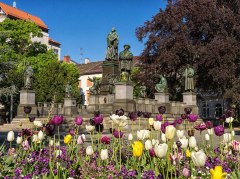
[136,0,240,103]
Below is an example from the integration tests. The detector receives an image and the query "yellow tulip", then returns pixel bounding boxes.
[186,149,191,158]
[64,134,72,144]
[210,166,227,179]
[132,141,143,157]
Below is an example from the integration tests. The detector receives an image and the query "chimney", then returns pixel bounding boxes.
[13,0,16,8]
[85,58,90,64]
[63,55,71,63]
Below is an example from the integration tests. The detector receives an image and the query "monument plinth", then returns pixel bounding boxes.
[155,92,169,103]
[114,82,135,112]
[17,90,37,117]
[182,92,199,114]
[64,98,78,116]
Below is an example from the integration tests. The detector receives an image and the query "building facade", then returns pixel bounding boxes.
[0,2,61,60]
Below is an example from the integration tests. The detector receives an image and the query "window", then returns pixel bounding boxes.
[202,103,209,118]
[53,49,58,54]
[215,103,223,118]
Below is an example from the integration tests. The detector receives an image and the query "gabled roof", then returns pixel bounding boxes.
[49,38,61,46]
[77,56,141,76]
[0,2,48,30]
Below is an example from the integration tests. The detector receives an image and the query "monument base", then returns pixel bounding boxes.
[64,98,78,116]
[182,92,199,114]
[155,93,169,103]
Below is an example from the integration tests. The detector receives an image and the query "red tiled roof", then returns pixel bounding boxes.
[49,38,61,45]
[77,56,140,76]
[0,2,48,30]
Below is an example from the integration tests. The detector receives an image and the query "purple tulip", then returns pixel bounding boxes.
[89,118,95,125]
[176,141,182,148]
[137,111,142,117]
[69,129,75,136]
[128,112,138,121]
[143,112,151,118]
[113,129,123,138]
[175,118,183,124]
[149,148,155,157]
[101,136,110,144]
[75,116,83,125]
[205,121,213,129]
[51,115,64,125]
[225,109,235,118]
[184,107,192,114]
[93,115,103,125]
[94,111,101,117]
[24,106,32,114]
[29,116,35,122]
[115,108,124,116]
[188,114,198,122]
[45,123,55,136]
[158,106,166,114]
[181,114,187,119]
[156,114,163,121]
[214,125,224,136]
[21,128,32,137]
[161,121,170,133]
[194,122,207,131]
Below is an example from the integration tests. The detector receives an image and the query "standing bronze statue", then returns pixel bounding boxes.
[106,27,119,61]
[182,64,195,92]
[119,44,133,82]
[65,82,73,98]
[24,64,34,90]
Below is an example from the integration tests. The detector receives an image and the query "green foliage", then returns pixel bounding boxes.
[131,67,143,97]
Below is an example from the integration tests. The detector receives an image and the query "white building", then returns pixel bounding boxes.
[0,2,61,60]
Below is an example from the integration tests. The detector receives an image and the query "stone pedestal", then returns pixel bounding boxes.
[17,90,37,117]
[114,82,135,112]
[100,61,119,95]
[182,92,199,114]
[155,93,169,103]
[64,98,78,116]
[182,92,197,106]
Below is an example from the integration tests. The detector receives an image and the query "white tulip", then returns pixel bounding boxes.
[179,137,188,149]
[33,121,43,128]
[49,139,54,146]
[191,150,207,167]
[145,140,153,150]
[38,130,44,141]
[205,134,210,141]
[86,125,95,132]
[153,121,161,131]
[165,125,176,140]
[148,118,154,125]
[16,136,22,144]
[7,131,14,142]
[100,149,108,160]
[86,146,94,155]
[55,150,62,157]
[161,133,167,143]
[110,114,128,127]
[154,143,168,158]
[231,131,235,137]
[137,130,150,140]
[189,136,197,148]
[223,133,231,144]
[173,142,177,149]
[207,129,213,135]
[128,133,133,141]
[226,117,234,123]
[32,134,39,143]
[81,134,86,141]
[177,130,185,139]
[152,139,159,146]
[56,141,60,146]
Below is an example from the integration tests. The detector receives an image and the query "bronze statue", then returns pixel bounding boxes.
[155,75,168,93]
[119,44,133,82]
[106,27,119,61]
[24,64,33,90]
[182,64,195,92]
[88,76,101,94]
[65,82,73,98]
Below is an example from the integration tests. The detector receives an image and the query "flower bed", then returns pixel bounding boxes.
[0,107,240,178]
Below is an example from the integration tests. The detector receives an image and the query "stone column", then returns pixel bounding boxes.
[17,90,37,117]
[113,82,136,112]
[64,98,78,116]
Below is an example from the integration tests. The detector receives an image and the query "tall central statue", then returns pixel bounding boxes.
[106,27,119,61]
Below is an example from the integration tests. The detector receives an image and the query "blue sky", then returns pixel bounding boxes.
[2,0,166,63]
